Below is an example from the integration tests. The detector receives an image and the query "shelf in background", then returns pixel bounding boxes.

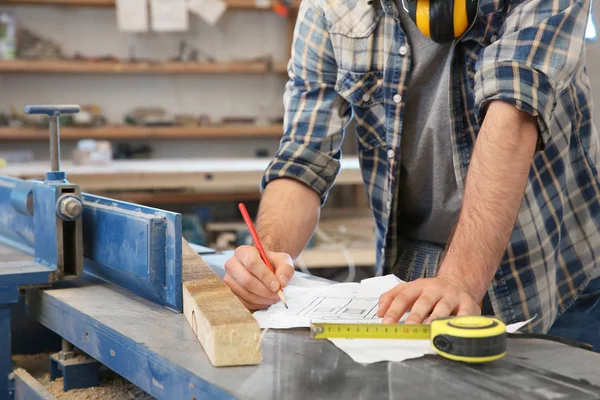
[299,247,375,269]
[92,190,263,205]
[274,61,288,75]
[1,0,301,9]
[1,157,362,191]
[0,60,278,75]
[0,125,283,141]
[1,0,114,5]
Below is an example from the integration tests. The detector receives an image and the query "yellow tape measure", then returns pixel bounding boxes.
[311,315,507,363]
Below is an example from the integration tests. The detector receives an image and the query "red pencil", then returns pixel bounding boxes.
[238,203,288,309]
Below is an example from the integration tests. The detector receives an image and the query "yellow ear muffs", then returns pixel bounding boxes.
[401,0,478,43]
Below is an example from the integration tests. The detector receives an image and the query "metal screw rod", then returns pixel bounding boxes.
[24,105,80,173]
[62,339,73,354]
[49,114,60,172]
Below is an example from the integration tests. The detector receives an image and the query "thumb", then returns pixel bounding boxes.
[268,252,295,288]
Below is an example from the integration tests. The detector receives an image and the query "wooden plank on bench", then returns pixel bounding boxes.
[182,240,261,367]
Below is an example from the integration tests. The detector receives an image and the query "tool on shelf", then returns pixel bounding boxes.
[311,315,507,363]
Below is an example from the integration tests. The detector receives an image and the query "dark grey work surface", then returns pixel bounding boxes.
[9,246,600,400]
[37,273,600,400]
[204,252,600,399]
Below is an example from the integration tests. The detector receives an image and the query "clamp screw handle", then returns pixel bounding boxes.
[25,105,81,116]
[25,105,80,173]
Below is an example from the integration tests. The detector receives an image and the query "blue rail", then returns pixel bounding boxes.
[0,176,182,311]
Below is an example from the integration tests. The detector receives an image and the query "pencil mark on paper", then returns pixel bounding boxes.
[297,297,379,320]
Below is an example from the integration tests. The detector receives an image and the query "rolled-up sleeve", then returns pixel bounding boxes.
[261,0,351,204]
[474,0,590,146]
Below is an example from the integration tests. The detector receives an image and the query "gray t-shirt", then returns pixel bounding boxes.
[396,11,461,246]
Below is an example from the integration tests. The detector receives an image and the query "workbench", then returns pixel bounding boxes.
[0,158,363,204]
[5,245,600,400]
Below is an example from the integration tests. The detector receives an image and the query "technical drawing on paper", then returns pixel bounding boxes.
[296,297,380,320]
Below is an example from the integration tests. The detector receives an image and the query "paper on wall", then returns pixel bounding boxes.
[116,0,148,32]
[150,0,189,32]
[188,0,228,25]
[254,274,536,364]
[254,0,271,8]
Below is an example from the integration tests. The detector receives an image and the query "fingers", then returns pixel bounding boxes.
[377,278,483,325]
[425,298,458,324]
[457,295,481,316]
[224,274,278,310]
[405,293,443,324]
[377,284,408,317]
[223,246,296,311]
[225,255,279,300]
[235,246,280,292]
[427,294,480,321]
[382,286,421,324]
[270,252,295,288]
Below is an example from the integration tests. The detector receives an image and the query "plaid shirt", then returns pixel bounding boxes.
[261,0,600,332]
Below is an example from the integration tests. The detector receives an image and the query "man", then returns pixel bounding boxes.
[224,0,600,350]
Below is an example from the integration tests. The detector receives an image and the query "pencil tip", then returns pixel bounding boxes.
[277,290,288,309]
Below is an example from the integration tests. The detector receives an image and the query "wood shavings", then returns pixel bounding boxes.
[12,353,155,400]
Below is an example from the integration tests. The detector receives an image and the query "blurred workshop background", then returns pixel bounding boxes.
[0,0,598,283]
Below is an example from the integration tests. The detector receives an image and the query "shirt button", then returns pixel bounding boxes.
[362,93,371,102]
[380,248,385,255]
[399,45,408,56]
[490,35,498,43]
[387,149,395,159]
[393,94,402,103]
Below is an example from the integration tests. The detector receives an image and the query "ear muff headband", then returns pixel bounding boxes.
[429,0,454,43]
[416,0,431,37]
[454,0,469,37]
[402,0,478,43]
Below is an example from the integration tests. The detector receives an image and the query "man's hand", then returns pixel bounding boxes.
[224,245,295,311]
[377,277,481,324]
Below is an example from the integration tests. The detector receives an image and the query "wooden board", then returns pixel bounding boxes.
[182,239,261,367]
[0,125,283,141]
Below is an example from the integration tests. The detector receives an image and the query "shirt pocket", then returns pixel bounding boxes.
[335,69,387,150]
[326,5,383,73]
[327,3,381,38]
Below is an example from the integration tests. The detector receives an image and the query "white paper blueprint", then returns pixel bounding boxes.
[297,297,380,320]
[253,274,403,329]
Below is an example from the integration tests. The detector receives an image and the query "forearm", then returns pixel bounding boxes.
[256,178,321,258]
[438,101,538,301]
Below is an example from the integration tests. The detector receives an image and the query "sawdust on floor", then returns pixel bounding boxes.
[12,353,155,400]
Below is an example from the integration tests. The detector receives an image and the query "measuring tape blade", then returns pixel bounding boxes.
[311,316,508,363]
[311,322,430,340]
